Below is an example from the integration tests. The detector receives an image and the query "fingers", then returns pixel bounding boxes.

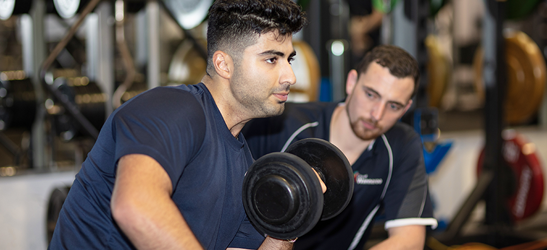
[312,168,327,194]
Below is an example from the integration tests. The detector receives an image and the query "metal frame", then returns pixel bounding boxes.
[433,1,528,247]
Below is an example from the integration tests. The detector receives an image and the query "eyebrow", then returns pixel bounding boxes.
[363,86,405,107]
[259,50,297,58]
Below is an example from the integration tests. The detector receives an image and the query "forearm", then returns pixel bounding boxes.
[369,225,425,250]
[112,195,202,250]
[258,236,293,250]
[228,236,292,250]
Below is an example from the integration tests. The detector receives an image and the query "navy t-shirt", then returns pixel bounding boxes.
[49,83,264,249]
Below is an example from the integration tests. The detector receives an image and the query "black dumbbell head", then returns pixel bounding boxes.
[242,152,324,239]
[286,138,353,220]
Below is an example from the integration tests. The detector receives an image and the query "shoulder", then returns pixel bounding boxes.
[114,84,206,120]
[108,85,210,144]
[383,122,420,145]
[378,122,423,160]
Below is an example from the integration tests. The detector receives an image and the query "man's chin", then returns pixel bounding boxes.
[354,129,381,141]
[256,104,285,118]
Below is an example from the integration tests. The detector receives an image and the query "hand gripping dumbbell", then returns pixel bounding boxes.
[242,138,354,239]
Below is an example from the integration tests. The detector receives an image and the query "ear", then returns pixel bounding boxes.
[402,99,413,114]
[212,51,234,79]
[345,69,359,96]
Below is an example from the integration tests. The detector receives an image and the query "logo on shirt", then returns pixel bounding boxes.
[353,171,383,185]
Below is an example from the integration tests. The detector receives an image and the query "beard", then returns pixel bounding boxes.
[346,104,383,141]
[349,118,383,141]
[230,67,290,118]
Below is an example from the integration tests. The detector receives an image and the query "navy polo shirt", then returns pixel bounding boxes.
[243,102,437,250]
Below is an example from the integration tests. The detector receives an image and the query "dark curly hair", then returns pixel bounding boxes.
[357,45,420,98]
[206,0,307,75]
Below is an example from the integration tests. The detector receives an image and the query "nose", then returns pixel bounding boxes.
[283,62,297,86]
[371,102,386,121]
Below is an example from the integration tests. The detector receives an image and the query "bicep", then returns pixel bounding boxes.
[111,154,173,213]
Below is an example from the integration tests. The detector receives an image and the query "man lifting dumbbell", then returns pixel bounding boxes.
[244,45,438,250]
[48,0,317,249]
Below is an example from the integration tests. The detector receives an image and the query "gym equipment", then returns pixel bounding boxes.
[162,0,213,30]
[476,130,544,222]
[53,0,84,19]
[412,107,453,174]
[433,2,542,248]
[0,0,32,20]
[46,185,71,244]
[0,71,36,130]
[46,77,106,141]
[168,39,207,86]
[473,31,546,125]
[425,35,450,109]
[40,0,102,140]
[288,40,320,102]
[242,138,353,240]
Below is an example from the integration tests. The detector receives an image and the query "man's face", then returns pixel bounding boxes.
[230,32,297,118]
[345,62,414,140]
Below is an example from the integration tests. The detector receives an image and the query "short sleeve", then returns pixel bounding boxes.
[228,215,265,249]
[382,132,438,229]
[112,87,206,187]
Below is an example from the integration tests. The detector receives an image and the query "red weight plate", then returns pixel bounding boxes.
[477,130,545,222]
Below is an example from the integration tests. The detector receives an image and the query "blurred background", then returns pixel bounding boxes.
[1,0,547,249]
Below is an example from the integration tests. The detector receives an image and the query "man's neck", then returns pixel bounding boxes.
[329,104,374,165]
[202,75,250,138]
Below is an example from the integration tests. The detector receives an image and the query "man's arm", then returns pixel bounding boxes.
[111,154,203,250]
[228,236,293,250]
[369,225,426,250]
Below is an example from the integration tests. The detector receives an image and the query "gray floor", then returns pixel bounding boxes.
[0,171,76,250]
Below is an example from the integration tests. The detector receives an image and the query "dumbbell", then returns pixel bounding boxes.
[242,138,354,240]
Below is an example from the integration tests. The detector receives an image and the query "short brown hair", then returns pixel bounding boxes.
[356,45,420,98]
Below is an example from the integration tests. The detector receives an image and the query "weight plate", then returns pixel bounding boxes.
[163,0,212,30]
[473,31,546,125]
[243,152,323,239]
[168,39,207,85]
[289,40,320,102]
[285,138,353,220]
[46,186,71,244]
[53,0,81,19]
[425,35,450,108]
[0,75,36,130]
[0,0,15,20]
[476,130,545,222]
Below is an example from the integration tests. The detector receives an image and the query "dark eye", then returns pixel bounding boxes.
[288,57,295,65]
[390,103,402,111]
[266,57,277,64]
